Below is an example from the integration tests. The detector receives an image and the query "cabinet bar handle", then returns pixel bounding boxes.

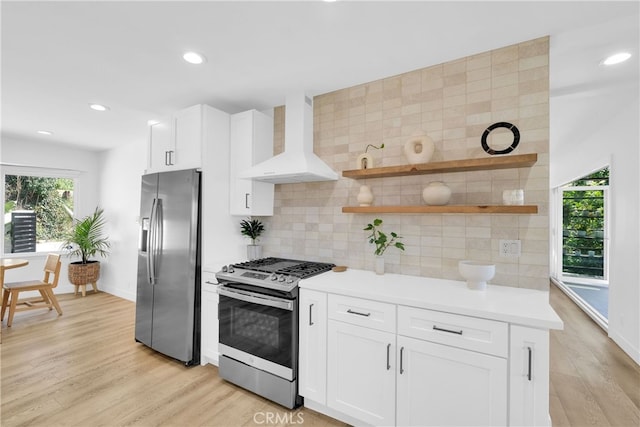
[165,151,169,166]
[433,325,463,335]
[347,309,371,317]
[527,346,532,381]
[245,193,250,209]
[386,343,391,370]
[309,303,314,326]
[400,346,405,374]
[169,150,174,165]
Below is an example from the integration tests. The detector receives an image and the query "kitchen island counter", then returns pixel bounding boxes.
[299,269,562,330]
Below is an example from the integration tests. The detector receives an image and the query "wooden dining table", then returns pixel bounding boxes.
[1,258,29,342]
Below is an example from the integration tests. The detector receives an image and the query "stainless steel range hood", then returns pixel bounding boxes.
[238,93,338,184]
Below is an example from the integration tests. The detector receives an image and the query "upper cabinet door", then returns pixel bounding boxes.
[229,110,274,216]
[147,105,203,173]
[172,104,203,170]
[148,119,172,172]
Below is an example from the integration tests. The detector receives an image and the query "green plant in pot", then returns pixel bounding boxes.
[240,218,264,261]
[62,207,110,296]
[364,218,404,274]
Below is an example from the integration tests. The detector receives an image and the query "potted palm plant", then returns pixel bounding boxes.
[240,218,264,260]
[62,207,110,296]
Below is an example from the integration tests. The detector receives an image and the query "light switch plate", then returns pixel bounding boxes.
[499,239,521,257]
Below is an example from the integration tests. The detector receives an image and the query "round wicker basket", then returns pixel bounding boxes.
[68,261,101,286]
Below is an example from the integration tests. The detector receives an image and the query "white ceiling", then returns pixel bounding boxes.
[2,1,638,151]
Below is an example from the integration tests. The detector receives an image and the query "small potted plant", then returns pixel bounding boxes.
[62,207,110,296]
[240,218,265,260]
[364,218,404,274]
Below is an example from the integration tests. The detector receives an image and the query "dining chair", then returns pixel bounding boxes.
[1,253,63,327]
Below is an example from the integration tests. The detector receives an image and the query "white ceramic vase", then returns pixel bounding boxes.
[356,152,374,169]
[375,255,385,275]
[357,185,374,206]
[422,181,451,205]
[247,244,262,261]
[403,132,435,164]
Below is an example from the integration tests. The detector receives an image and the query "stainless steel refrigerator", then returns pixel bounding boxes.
[135,168,201,366]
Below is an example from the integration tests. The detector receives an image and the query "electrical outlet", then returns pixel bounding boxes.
[499,239,521,257]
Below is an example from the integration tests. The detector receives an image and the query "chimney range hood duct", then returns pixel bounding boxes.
[238,93,338,184]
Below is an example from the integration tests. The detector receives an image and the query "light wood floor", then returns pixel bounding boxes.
[1,287,638,427]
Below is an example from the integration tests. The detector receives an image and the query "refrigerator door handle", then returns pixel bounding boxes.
[147,198,157,284]
[148,198,163,285]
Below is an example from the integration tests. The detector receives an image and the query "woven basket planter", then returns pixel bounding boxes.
[68,261,100,286]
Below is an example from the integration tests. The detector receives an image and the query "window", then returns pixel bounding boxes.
[560,167,609,283]
[2,166,77,255]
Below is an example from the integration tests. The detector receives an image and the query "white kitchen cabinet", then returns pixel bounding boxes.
[396,335,507,427]
[327,320,396,426]
[229,110,274,216]
[509,325,551,427]
[147,104,204,173]
[201,271,220,366]
[298,289,328,404]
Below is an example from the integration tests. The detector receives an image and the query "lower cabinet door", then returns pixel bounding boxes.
[201,286,219,365]
[509,325,550,427]
[327,320,396,426]
[396,335,507,427]
[299,289,328,404]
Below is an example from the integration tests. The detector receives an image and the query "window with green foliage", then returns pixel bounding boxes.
[561,167,609,281]
[3,170,76,254]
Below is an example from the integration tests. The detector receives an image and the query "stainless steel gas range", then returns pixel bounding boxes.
[215,257,334,408]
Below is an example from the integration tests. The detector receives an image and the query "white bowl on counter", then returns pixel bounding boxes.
[458,260,495,291]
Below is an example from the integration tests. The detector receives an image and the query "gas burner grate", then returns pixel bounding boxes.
[233,257,335,279]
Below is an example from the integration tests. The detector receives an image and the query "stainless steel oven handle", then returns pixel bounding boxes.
[218,287,293,311]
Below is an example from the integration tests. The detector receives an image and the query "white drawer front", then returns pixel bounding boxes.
[398,306,508,357]
[328,294,396,333]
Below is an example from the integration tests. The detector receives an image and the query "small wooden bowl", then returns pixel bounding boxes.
[332,266,347,272]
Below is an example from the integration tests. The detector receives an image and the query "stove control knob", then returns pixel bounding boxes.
[228,266,235,273]
[221,265,228,273]
[278,275,286,282]
[270,274,278,281]
[286,277,295,284]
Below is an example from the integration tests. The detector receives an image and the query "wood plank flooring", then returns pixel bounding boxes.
[0,292,345,427]
[0,286,638,427]
[548,285,640,427]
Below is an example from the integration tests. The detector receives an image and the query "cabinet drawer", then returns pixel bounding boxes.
[328,294,396,333]
[398,306,508,357]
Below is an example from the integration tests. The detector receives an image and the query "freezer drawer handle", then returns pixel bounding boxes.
[433,325,463,335]
[347,309,371,317]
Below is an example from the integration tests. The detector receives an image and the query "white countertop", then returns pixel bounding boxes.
[300,269,563,330]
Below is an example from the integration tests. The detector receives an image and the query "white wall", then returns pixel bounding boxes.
[550,76,640,363]
[0,136,100,293]
[97,140,147,301]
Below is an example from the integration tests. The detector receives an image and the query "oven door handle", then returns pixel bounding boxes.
[218,287,294,311]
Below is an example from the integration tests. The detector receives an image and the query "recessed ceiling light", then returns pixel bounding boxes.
[37,130,53,136]
[601,52,632,66]
[183,51,206,65]
[89,103,109,111]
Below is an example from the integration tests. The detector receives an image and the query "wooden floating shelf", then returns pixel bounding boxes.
[342,153,538,179]
[342,205,539,214]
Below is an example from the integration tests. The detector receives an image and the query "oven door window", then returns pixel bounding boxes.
[219,295,294,369]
